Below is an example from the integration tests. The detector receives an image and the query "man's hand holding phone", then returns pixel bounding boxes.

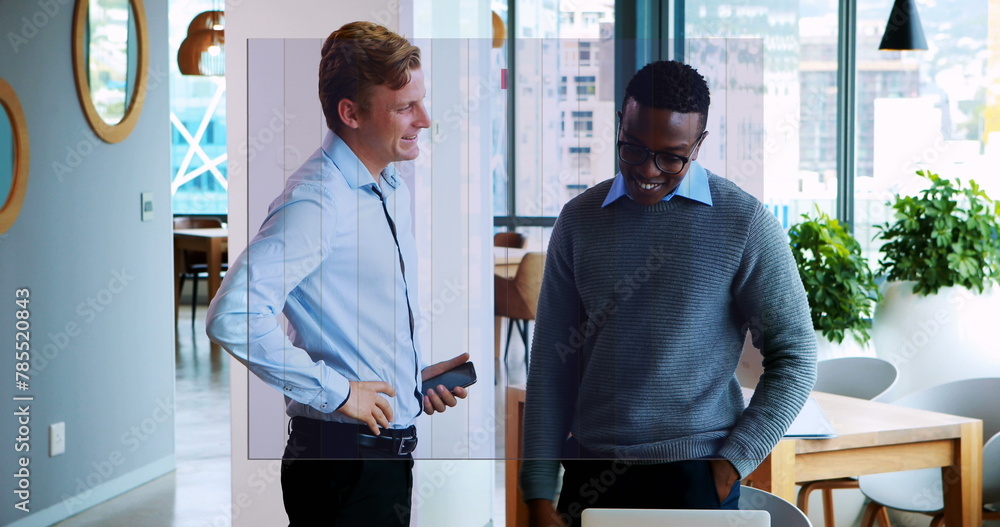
[421,352,474,415]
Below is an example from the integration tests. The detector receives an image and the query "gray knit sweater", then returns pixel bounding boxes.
[519,173,817,502]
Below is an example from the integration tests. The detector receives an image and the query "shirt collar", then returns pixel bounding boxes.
[601,160,713,208]
[323,130,401,195]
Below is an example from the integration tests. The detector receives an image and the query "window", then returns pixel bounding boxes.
[572,111,593,137]
[169,0,228,214]
[579,41,592,66]
[574,75,596,97]
[506,0,615,223]
[852,0,990,269]
[569,147,592,175]
[685,0,840,229]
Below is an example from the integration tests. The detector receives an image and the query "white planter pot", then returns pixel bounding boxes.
[872,281,1000,401]
[814,329,874,361]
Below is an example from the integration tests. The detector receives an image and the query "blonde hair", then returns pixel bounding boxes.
[319,21,421,131]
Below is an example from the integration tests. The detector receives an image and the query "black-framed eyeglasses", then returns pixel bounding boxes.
[617,130,707,175]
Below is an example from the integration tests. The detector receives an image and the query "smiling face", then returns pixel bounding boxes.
[342,67,430,178]
[617,97,707,206]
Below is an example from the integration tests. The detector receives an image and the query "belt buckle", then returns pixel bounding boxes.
[396,435,416,455]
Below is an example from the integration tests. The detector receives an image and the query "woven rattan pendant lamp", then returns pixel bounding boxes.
[177,8,224,75]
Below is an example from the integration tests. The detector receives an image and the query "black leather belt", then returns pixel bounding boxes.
[356,427,419,455]
[289,417,418,456]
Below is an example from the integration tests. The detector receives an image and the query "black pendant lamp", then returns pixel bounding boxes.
[879,0,928,51]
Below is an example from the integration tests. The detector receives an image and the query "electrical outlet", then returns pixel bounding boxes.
[50,422,65,457]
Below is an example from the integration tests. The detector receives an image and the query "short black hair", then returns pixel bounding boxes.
[622,60,710,133]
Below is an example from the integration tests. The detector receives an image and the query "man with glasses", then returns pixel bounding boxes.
[520,60,817,527]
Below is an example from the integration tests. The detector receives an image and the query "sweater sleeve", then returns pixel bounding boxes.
[519,213,585,502]
[719,205,818,478]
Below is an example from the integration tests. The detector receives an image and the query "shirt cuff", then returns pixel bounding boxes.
[335,384,351,411]
[312,371,351,414]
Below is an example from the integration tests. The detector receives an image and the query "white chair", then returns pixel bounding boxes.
[797,357,898,526]
[581,507,770,527]
[857,377,1000,527]
[740,486,813,527]
[812,356,898,401]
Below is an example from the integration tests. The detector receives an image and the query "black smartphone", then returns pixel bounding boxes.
[422,361,477,395]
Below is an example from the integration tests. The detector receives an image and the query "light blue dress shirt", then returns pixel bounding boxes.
[207,131,425,428]
[601,160,714,208]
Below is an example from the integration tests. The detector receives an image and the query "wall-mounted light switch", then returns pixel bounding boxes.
[141,192,153,222]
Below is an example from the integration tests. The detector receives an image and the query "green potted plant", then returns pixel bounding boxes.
[876,170,1000,294]
[872,169,1000,399]
[788,207,880,358]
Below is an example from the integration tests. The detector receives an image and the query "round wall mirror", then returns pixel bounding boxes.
[72,0,148,143]
[0,79,30,234]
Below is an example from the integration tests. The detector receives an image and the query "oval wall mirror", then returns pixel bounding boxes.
[72,0,148,143]
[0,79,30,234]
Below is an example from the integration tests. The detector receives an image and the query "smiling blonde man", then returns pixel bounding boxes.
[208,22,468,526]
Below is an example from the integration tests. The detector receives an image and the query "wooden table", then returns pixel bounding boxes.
[173,228,228,322]
[749,391,983,526]
[504,386,984,527]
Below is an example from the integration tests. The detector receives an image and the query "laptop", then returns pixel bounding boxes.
[581,508,770,527]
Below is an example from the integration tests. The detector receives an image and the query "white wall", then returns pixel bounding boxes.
[226,2,496,525]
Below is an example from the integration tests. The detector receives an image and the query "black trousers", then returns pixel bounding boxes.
[281,418,414,527]
[555,457,741,527]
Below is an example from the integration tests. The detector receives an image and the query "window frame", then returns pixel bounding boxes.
[496,0,859,232]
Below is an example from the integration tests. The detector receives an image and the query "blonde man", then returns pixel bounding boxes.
[208,22,468,526]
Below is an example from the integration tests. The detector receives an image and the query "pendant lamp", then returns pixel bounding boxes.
[878,0,928,51]
[178,9,225,75]
[492,11,506,49]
